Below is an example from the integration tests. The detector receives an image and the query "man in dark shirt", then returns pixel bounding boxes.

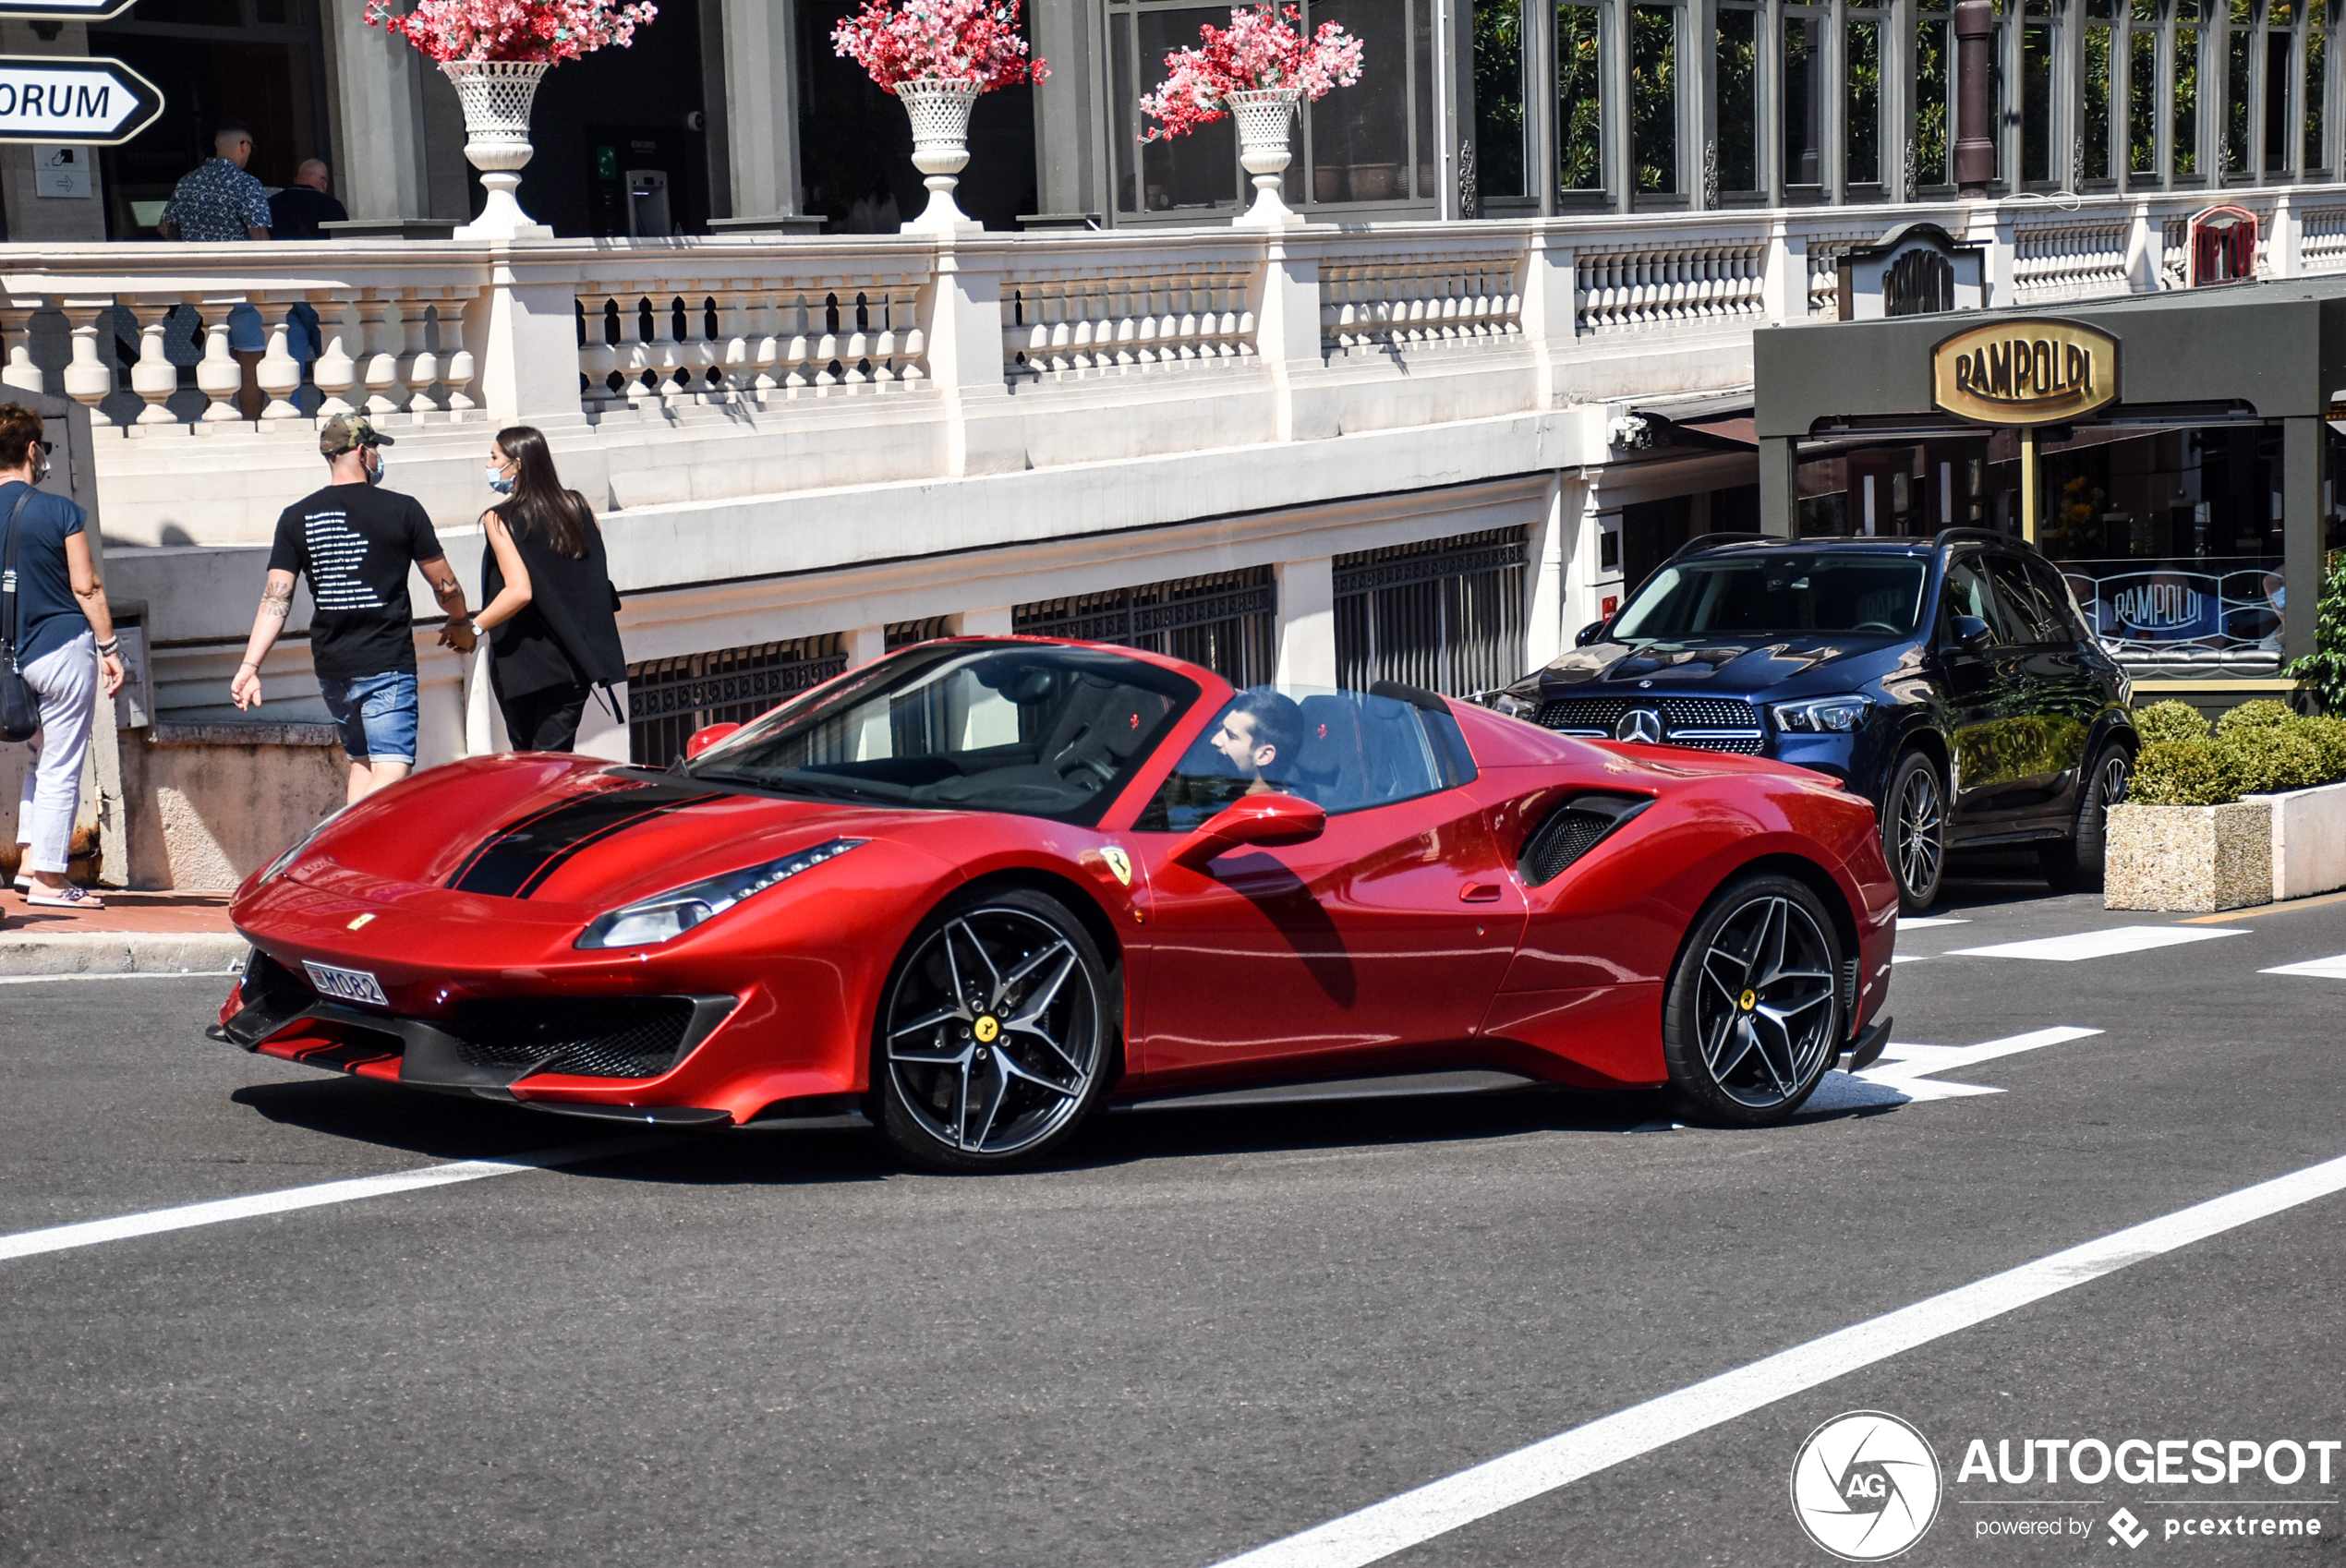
[230,414,477,804]
[270,160,348,241]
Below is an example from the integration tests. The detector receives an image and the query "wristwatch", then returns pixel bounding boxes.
[469,621,487,640]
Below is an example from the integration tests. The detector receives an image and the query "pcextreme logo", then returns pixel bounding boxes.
[1790,1411,1945,1562]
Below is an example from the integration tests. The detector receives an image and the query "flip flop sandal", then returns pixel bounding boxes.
[25,885,101,910]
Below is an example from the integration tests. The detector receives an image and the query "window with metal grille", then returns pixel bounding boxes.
[1334,526,1529,696]
[626,635,847,767]
[886,617,952,649]
[1014,567,1276,689]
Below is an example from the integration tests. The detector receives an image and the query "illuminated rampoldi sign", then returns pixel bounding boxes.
[1930,320,2119,426]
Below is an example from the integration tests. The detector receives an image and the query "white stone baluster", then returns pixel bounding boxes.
[869,285,898,385]
[814,291,841,390]
[192,310,241,421]
[713,290,750,396]
[651,295,689,404]
[0,304,42,395]
[395,297,438,418]
[356,298,404,417]
[62,304,117,426]
[780,291,812,391]
[894,280,927,385]
[256,307,303,422]
[745,291,781,394]
[441,304,479,416]
[687,292,722,399]
[841,290,872,387]
[311,297,360,417]
[127,303,179,426]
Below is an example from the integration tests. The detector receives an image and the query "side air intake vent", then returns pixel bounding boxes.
[1518,793,1654,887]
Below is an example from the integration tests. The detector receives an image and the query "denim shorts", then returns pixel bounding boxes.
[225,301,266,354]
[320,670,418,766]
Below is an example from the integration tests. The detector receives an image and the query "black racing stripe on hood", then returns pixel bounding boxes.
[448,779,723,899]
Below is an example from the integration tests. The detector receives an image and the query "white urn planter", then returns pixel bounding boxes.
[445,59,555,239]
[1228,87,1303,228]
[895,78,985,234]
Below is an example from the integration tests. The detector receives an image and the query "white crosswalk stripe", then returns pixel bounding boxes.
[2260,953,2346,980]
[1945,925,2248,961]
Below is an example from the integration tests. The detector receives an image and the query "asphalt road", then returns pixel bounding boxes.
[4,873,2345,1567]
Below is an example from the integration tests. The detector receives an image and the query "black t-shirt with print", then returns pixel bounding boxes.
[266,483,444,681]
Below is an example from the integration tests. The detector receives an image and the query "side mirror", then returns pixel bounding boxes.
[1575,621,1610,648]
[1171,792,1327,869]
[683,722,742,759]
[1950,615,1992,651]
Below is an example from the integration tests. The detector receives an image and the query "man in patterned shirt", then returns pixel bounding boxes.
[229,415,478,803]
[159,122,273,417]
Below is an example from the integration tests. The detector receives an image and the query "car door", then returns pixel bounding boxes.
[1127,688,1526,1089]
[1985,553,2104,826]
[1934,552,2034,833]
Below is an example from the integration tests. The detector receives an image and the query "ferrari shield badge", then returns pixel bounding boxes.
[1100,847,1133,887]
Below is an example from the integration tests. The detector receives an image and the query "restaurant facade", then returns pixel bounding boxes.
[1752,271,2346,701]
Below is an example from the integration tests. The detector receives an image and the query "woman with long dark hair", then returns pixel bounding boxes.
[471,426,625,752]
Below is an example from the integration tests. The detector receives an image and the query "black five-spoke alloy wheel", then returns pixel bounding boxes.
[2042,742,2132,893]
[1882,750,1947,915]
[876,888,1116,1172]
[1663,874,1844,1126]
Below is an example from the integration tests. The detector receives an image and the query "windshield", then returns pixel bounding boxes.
[1611,555,1930,641]
[683,642,1200,825]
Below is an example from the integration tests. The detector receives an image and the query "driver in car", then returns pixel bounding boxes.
[1209,689,1306,794]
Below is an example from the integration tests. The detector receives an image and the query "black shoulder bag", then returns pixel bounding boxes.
[1,486,43,742]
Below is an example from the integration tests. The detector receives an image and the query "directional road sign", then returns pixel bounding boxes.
[0,3,143,19]
[0,54,162,146]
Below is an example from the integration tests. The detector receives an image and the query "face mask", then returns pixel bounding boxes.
[29,446,49,487]
[485,464,514,495]
[365,450,385,487]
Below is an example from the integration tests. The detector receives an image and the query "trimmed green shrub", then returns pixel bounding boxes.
[2215,698,2299,736]
[2132,699,2212,745]
[2219,727,2329,796]
[2300,715,2346,780]
[2130,739,2239,806]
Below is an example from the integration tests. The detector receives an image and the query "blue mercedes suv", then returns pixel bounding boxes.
[1487,529,2138,913]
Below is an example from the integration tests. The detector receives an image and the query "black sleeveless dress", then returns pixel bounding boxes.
[482,501,626,751]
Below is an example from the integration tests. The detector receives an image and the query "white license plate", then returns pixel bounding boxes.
[304,960,389,1008]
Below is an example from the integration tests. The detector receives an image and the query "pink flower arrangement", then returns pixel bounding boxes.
[363,0,658,65]
[1138,4,1364,140]
[830,0,1047,91]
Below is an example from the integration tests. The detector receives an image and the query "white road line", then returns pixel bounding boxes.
[1800,1026,2103,1114]
[2261,953,2346,980]
[1208,1143,2346,1568]
[0,1134,665,1264]
[1946,925,2248,962]
[1893,917,1970,930]
[0,970,240,987]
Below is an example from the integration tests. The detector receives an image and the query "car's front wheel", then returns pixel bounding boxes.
[1662,873,1844,1126]
[874,887,1117,1173]
[2040,742,2131,893]
[1881,750,1948,914]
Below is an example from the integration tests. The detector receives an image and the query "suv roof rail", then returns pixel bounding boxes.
[1663,531,1771,564]
[1931,526,2039,552]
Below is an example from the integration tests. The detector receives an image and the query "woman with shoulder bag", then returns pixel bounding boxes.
[464,426,625,752]
[0,404,125,909]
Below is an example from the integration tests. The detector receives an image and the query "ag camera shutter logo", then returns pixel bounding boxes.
[1790,1411,1943,1561]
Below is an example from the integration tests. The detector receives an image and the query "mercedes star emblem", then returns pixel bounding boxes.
[1615,708,1665,744]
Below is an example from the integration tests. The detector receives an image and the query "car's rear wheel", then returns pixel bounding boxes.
[875,888,1116,1173]
[2040,742,2131,893]
[1663,874,1844,1127]
[1882,750,1947,915]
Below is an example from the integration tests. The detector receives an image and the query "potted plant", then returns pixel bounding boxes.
[2105,699,2346,911]
[831,0,1046,234]
[366,0,659,238]
[1138,3,1365,228]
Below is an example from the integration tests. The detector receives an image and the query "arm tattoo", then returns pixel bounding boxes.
[260,580,294,621]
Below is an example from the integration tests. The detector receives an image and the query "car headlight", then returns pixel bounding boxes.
[1772,695,1872,734]
[575,838,865,950]
[259,803,354,886]
[1490,691,1539,720]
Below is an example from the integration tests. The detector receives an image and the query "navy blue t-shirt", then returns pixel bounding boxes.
[0,480,91,669]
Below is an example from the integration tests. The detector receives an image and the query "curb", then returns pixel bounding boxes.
[0,932,248,978]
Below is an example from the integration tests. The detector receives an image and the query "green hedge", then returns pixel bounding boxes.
[2127,702,2346,805]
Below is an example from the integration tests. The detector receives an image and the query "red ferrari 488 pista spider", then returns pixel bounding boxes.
[214,637,1897,1171]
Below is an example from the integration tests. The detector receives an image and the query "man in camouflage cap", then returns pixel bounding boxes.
[228,414,478,803]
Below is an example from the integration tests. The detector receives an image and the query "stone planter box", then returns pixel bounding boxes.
[2106,778,2346,911]
[2253,778,2346,901]
[2105,801,2273,912]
